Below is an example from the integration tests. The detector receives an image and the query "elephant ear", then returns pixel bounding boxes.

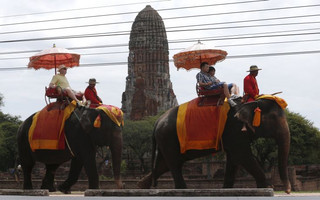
[79,109,99,132]
[235,102,257,132]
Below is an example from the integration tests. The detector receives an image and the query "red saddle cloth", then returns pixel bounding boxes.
[176,98,230,153]
[28,102,76,151]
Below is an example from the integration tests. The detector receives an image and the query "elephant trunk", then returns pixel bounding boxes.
[275,119,291,194]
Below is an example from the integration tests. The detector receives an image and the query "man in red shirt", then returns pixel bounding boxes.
[243,65,261,102]
[84,78,103,108]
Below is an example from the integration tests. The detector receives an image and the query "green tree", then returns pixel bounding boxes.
[0,93,22,171]
[122,114,161,173]
[286,110,320,165]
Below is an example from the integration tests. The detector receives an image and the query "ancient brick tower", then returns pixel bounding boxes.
[121,5,178,120]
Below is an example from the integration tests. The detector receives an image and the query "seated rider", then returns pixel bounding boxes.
[196,62,237,107]
[49,65,81,104]
[208,66,239,96]
[84,78,103,108]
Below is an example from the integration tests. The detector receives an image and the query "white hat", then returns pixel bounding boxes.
[58,65,67,71]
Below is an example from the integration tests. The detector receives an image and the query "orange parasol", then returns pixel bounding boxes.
[28,44,80,74]
[173,41,227,70]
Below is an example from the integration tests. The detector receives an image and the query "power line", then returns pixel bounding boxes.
[2,37,320,61]
[216,38,320,48]
[0,26,319,56]
[0,0,268,27]
[1,12,319,36]
[1,49,320,71]
[162,4,320,21]
[0,0,170,18]
[1,20,320,44]
[168,28,320,44]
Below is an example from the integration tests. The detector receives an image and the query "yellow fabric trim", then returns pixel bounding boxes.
[96,106,124,127]
[58,101,77,139]
[28,112,40,150]
[256,95,288,109]
[215,100,230,148]
[28,101,76,151]
[29,139,60,150]
[176,102,188,153]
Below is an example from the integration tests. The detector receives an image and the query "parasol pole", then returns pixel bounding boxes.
[54,55,57,74]
[53,44,57,74]
[198,40,202,67]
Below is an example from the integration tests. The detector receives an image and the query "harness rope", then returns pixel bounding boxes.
[64,105,86,157]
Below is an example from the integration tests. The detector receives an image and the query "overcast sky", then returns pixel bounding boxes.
[0,0,319,129]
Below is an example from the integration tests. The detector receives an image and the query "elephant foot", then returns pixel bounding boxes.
[285,188,291,194]
[23,186,33,190]
[137,173,152,189]
[41,185,56,192]
[284,182,291,194]
[115,179,124,189]
[58,184,71,194]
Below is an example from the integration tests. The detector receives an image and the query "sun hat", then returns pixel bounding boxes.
[58,65,67,71]
[87,78,99,84]
[247,65,262,72]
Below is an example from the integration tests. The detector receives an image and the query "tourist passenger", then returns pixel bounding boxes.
[49,65,81,104]
[196,62,237,107]
[84,78,103,108]
[208,66,239,96]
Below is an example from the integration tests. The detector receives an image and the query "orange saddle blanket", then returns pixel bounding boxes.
[176,98,230,154]
[28,102,76,151]
[93,104,124,128]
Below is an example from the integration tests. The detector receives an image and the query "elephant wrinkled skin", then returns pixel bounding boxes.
[138,98,291,194]
[17,106,123,193]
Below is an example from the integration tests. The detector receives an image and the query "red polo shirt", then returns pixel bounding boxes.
[244,74,259,102]
[84,86,102,108]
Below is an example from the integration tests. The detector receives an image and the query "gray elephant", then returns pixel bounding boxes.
[138,97,291,194]
[17,105,123,193]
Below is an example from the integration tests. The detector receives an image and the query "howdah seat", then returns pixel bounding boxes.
[196,83,226,106]
[45,86,83,104]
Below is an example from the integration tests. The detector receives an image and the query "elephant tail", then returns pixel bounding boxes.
[151,122,158,187]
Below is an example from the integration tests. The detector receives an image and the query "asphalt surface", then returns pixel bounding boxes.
[0,192,320,200]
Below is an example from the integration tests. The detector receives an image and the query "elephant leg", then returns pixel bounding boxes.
[58,158,83,194]
[170,164,186,189]
[41,164,59,192]
[241,156,270,188]
[152,151,170,187]
[223,153,239,188]
[234,145,270,188]
[158,145,186,189]
[82,153,99,189]
[21,161,35,190]
[137,151,169,189]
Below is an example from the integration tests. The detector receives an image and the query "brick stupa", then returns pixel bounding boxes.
[121,5,178,120]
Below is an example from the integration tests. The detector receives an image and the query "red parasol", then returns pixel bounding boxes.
[28,44,80,74]
[173,41,227,70]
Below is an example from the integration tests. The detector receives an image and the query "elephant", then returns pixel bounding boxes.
[17,105,123,193]
[137,97,291,194]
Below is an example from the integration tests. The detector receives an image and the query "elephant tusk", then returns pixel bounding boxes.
[234,112,240,118]
[247,123,255,133]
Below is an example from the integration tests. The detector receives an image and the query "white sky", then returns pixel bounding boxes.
[0,0,319,129]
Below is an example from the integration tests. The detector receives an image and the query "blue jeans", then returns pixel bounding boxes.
[209,82,233,91]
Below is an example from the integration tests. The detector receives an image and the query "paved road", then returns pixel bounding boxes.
[0,194,320,200]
